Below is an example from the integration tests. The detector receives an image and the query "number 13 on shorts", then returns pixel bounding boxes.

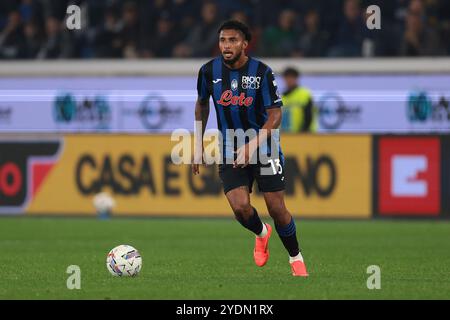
[268,159,283,175]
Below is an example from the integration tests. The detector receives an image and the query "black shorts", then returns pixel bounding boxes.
[219,159,285,194]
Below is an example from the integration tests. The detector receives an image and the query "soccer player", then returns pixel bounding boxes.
[192,20,308,277]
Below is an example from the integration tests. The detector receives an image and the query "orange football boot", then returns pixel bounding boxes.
[253,223,272,267]
[290,260,309,277]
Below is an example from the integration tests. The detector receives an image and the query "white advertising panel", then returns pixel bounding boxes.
[0,74,449,133]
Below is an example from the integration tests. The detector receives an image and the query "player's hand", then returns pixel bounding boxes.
[192,145,204,175]
[234,141,257,168]
[192,163,200,175]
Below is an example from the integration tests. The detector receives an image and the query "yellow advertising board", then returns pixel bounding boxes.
[26,135,371,218]
[280,135,371,218]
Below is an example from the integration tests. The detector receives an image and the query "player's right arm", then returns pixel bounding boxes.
[192,66,210,175]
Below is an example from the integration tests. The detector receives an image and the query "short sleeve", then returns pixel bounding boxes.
[196,66,210,101]
[261,68,283,109]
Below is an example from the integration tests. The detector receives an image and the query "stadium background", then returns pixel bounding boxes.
[0,0,450,300]
[1,0,449,219]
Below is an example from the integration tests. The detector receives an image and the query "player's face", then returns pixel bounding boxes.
[219,29,248,64]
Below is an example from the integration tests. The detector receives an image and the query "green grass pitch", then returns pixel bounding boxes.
[0,217,449,299]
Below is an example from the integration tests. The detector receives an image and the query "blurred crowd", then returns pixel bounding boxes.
[0,0,449,59]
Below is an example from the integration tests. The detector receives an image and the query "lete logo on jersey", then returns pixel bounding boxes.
[216,90,253,107]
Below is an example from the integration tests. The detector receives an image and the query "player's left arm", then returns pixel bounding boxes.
[234,68,282,167]
[256,106,281,141]
[193,65,211,174]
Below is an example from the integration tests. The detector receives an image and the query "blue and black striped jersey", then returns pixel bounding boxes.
[197,56,284,162]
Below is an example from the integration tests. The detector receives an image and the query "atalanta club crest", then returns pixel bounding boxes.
[231,79,238,91]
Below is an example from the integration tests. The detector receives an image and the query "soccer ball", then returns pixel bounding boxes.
[93,192,116,216]
[106,245,142,277]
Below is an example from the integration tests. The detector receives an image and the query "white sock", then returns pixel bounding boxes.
[257,223,268,238]
[289,252,304,263]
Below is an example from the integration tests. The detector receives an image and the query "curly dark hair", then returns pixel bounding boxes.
[218,20,252,42]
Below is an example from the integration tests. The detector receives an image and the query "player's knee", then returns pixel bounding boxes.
[232,202,253,220]
[267,202,286,217]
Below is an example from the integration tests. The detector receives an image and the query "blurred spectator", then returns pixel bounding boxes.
[297,9,329,57]
[19,0,42,23]
[0,11,25,59]
[281,67,318,133]
[392,0,411,23]
[399,0,444,56]
[118,1,142,58]
[229,10,260,55]
[37,16,73,59]
[148,12,178,57]
[168,0,199,44]
[258,9,299,57]
[439,0,450,54]
[93,7,122,58]
[0,0,449,59]
[256,0,303,27]
[173,1,220,57]
[328,0,366,57]
[20,20,42,58]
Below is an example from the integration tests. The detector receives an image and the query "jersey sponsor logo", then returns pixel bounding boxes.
[242,76,261,89]
[216,90,253,107]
